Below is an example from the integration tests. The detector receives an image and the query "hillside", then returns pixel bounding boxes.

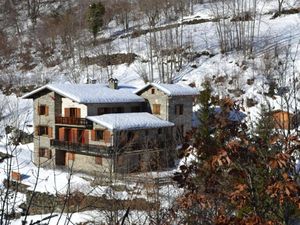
[0,0,300,119]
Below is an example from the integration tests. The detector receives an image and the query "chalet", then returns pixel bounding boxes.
[270,110,296,130]
[23,80,198,174]
[135,83,197,139]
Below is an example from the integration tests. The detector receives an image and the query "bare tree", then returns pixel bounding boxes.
[210,0,258,56]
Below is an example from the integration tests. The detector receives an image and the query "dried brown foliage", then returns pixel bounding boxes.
[172,92,300,224]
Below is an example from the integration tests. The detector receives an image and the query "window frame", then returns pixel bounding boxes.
[38,126,48,136]
[131,106,140,112]
[38,105,47,115]
[95,130,104,141]
[39,148,51,159]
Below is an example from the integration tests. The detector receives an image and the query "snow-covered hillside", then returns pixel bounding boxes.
[1,0,300,120]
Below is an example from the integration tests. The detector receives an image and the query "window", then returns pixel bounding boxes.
[175,104,184,115]
[95,156,102,165]
[145,130,149,136]
[97,108,104,115]
[151,88,155,94]
[39,148,52,159]
[158,128,162,134]
[127,131,134,142]
[36,126,52,138]
[37,126,48,136]
[38,105,48,116]
[131,106,140,112]
[92,130,105,141]
[65,108,80,118]
[95,130,104,141]
[153,104,161,115]
[69,108,77,117]
[112,107,124,113]
[104,108,112,114]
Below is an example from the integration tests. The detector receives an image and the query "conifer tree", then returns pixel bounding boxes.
[86,2,105,44]
[173,92,300,224]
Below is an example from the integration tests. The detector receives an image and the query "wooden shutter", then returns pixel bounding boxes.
[84,130,89,144]
[76,108,81,118]
[48,127,53,138]
[35,126,39,136]
[37,104,40,114]
[67,152,75,160]
[103,130,111,144]
[71,128,78,143]
[59,128,65,141]
[46,149,52,159]
[153,104,161,115]
[91,130,96,141]
[45,106,49,116]
[64,108,70,117]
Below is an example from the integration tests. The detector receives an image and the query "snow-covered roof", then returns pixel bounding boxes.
[134,83,199,96]
[22,84,145,104]
[87,113,174,131]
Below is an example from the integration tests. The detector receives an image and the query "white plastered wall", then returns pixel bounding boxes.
[61,98,88,117]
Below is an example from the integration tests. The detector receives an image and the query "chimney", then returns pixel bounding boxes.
[108,78,118,89]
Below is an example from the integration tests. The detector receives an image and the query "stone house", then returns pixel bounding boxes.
[135,83,197,140]
[23,81,198,174]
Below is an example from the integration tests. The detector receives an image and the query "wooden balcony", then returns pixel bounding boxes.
[55,116,93,127]
[51,139,112,156]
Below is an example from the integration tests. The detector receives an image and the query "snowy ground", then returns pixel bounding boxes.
[0,139,183,224]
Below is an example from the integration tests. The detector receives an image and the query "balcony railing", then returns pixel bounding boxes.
[55,116,93,127]
[51,139,112,156]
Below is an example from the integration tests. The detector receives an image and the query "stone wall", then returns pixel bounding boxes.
[139,86,169,120]
[65,152,112,173]
[33,90,57,167]
[139,86,194,136]
[168,95,194,135]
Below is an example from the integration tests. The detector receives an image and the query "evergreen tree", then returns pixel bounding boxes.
[173,93,300,224]
[195,81,214,146]
[86,2,105,44]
